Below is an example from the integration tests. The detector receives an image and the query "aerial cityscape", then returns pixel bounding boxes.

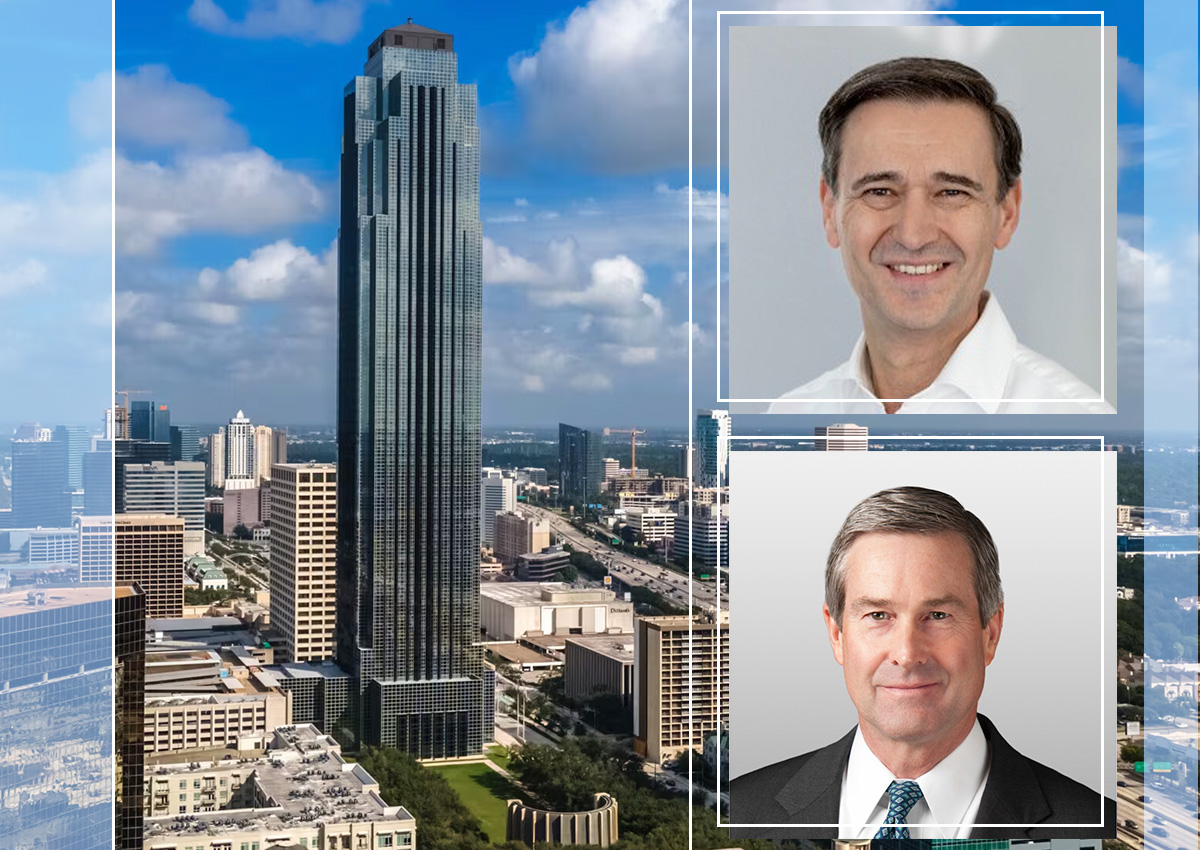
[0,1,1197,850]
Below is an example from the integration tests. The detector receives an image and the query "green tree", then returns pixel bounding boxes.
[1120,743,1145,764]
[231,523,253,541]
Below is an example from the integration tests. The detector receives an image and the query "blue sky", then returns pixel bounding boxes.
[88,0,1189,434]
[0,0,111,431]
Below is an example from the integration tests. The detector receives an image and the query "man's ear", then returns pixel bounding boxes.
[994,179,1021,250]
[819,177,841,249]
[982,603,1004,666]
[824,603,845,666]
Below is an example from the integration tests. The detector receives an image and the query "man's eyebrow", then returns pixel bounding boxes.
[931,171,985,193]
[849,171,903,192]
[847,595,970,612]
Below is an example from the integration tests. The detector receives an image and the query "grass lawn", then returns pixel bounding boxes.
[432,763,522,843]
[485,744,511,770]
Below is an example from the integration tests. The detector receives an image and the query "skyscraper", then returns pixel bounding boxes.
[558,423,603,503]
[52,425,90,490]
[128,400,170,442]
[10,439,71,528]
[336,21,492,756]
[695,409,731,488]
[169,424,200,463]
[224,410,255,490]
[479,468,516,546]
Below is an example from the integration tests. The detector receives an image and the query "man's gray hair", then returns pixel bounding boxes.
[825,486,1003,627]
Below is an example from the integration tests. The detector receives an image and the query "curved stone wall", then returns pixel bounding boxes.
[505,791,618,847]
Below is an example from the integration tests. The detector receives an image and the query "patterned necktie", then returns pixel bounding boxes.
[874,779,924,839]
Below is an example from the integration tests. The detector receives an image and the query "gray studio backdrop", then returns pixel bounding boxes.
[727,25,1118,407]
[728,449,1115,800]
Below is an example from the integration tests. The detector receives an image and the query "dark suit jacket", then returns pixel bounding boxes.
[729,714,1116,840]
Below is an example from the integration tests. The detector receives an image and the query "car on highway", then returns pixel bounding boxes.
[1140,795,1152,803]
[1124,819,1137,829]
[1118,780,1127,786]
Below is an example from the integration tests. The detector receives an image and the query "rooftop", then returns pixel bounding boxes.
[481,582,619,607]
[144,724,414,839]
[0,585,111,619]
[565,633,635,663]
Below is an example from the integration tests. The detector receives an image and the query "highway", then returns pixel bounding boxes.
[524,505,726,612]
[1118,769,1200,850]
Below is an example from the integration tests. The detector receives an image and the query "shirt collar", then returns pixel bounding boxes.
[846,293,1019,413]
[843,717,989,829]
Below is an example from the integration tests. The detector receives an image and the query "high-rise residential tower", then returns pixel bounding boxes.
[336,21,492,756]
[695,409,731,488]
[558,423,603,503]
[224,410,255,490]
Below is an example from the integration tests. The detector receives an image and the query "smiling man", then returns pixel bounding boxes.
[769,58,1112,413]
[730,487,1114,838]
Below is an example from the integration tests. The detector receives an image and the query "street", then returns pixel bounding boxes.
[525,504,726,611]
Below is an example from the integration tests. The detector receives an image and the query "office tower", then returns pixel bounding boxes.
[558,423,603,503]
[253,424,273,484]
[695,409,731,488]
[0,584,114,849]
[82,447,113,516]
[520,467,547,486]
[12,422,49,441]
[128,400,171,442]
[113,439,171,514]
[604,457,619,479]
[115,514,184,618]
[209,429,226,488]
[480,470,516,546]
[634,613,729,764]
[52,425,90,490]
[169,424,200,463]
[269,463,337,663]
[78,515,114,584]
[336,21,492,756]
[815,423,869,451]
[10,439,71,527]
[224,411,255,490]
[493,510,551,566]
[271,427,288,466]
[122,461,206,556]
[115,582,146,850]
[673,501,728,568]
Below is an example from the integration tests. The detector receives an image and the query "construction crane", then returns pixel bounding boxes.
[114,389,151,440]
[603,427,645,478]
[115,389,151,411]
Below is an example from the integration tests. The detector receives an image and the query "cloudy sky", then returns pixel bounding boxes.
[2,0,1188,435]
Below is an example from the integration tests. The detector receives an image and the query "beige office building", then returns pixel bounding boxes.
[634,614,729,764]
[481,583,633,642]
[116,514,184,619]
[143,724,416,848]
[269,462,337,663]
[493,510,551,566]
[623,506,675,545]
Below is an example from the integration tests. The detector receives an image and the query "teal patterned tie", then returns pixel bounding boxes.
[874,779,924,839]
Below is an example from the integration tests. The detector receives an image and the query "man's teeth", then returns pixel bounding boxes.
[893,263,946,275]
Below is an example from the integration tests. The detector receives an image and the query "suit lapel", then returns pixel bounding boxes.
[774,726,857,825]
[969,714,1050,838]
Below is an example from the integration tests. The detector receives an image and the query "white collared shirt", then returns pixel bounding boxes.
[838,718,990,839]
[768,295,1114,414]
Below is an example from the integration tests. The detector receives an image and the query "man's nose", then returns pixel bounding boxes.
[890,619,929,668]
[890,194,941,253]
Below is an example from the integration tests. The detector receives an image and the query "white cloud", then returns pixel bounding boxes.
[537,254,661,318]
[486,214,527,224]
[568,372,614,391]
[1117,55,1144,105]
[117,150,326,254]
[0,149,112,255]
[116,65,247,152]
[69,71,112,142]
[509,0,687,172]
[188,0,366,44]
[190,301,242,325]
[514,198,530,207]
[202,239,336,301]
[1118,236,1171,308]
[0,260,48,298]
[483,237,577,286]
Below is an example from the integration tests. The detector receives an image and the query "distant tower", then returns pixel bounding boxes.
[10,439,71,527]
[558,423,603,503]
[336,21,493,755]
[224,410,255,490]
[695,409,731,488]
[815,423,869,451]
[253,424,274,485]
[209,429,226,488]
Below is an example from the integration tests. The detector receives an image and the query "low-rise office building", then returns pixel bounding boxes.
[516,545,572,581]
[481,582,633,642]
[565,633,635,706]
[142,724,416,849]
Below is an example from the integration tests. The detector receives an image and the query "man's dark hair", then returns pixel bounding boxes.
[819,57,1022,202]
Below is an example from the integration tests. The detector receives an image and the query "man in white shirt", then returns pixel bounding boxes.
[768,57,1111,414]
[730,487,1114,839]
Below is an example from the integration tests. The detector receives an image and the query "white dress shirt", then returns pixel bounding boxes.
[838,718,990,839]
[768,295,1114,414]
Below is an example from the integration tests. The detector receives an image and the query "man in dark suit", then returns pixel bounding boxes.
[730,487,1114,839]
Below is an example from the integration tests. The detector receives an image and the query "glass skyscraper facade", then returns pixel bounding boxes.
[335,21,492,757]
[558,423,604,503]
